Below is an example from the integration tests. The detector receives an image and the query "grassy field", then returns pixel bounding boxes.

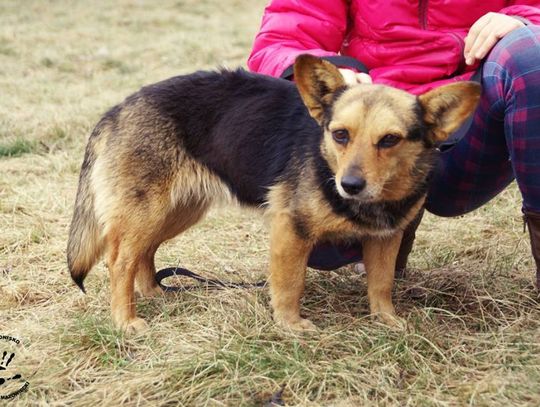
[1,1,539,405]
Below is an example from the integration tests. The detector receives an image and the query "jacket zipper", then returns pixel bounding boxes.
[419,0,428,29]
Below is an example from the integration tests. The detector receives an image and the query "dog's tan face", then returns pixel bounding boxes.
[294,55,481,203]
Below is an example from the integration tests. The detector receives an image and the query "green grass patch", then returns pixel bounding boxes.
[0,137,36,157]
[63,314,132,369]
[101,58,136,74]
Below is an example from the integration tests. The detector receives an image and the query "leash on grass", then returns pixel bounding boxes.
[155,266,267,292]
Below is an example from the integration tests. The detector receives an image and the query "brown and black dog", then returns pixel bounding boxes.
[67,55,480,333]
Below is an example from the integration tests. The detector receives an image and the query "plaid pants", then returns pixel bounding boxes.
[308,26,540,270]
[426,26,540,216]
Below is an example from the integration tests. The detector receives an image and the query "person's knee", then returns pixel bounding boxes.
[486,26,540,74]
[425,200,467,218]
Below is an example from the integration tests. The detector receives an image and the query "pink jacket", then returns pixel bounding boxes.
[248,0,540,94]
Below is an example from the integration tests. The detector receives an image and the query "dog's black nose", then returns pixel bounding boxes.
[340,175,366,195]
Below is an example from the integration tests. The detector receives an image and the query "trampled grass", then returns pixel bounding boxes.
[1,1,539,406]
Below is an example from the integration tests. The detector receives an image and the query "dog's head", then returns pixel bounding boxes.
[294,54,481,202]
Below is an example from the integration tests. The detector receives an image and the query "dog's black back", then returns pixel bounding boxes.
[140,69,320,205]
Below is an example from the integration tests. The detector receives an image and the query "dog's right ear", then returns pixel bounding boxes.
[418,82,481,144]
[294,55,346,124]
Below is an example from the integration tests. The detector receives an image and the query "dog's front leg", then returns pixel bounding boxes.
[269,212,315,331]
[362,231,404,327]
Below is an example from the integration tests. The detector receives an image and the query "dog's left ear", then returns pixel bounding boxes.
[294,54,346,124]
[418,82,481,143]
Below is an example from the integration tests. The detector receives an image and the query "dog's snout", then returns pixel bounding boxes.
[340,175,366,195]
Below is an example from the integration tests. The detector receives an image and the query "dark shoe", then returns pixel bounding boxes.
[394,208,425,279]
[523,209,540,289]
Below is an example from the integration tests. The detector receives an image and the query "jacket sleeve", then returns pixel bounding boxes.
[500,2,540,25]
[247,0,349,78]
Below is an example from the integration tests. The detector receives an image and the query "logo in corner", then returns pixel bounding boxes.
[0,335,29,400]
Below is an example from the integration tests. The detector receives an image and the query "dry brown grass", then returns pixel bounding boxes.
[1,1,540,406]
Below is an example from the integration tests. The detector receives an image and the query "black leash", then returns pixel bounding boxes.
[155,267,267,292]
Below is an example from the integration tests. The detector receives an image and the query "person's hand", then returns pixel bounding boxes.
[464,12,525,65]
[338,68,372,86]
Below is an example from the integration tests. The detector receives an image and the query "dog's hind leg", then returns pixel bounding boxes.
[105,197,212,334]
[101,156,229,333]
[105,225,150,334]
[133,247,162,298]
[133,202,210,298]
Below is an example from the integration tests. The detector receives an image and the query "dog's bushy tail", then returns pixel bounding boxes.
[67,132,104,293]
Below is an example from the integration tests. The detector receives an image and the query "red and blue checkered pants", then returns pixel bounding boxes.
[427,25,540,216]
[308,26,540,270]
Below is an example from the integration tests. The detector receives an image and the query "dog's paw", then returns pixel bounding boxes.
[121,317,149,335]
[275,314,317,332]
[292,318,317,332]
[374,312,407,331]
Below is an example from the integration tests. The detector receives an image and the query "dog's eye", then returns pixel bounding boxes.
[377,134,401,149]
[332,129,349,144]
